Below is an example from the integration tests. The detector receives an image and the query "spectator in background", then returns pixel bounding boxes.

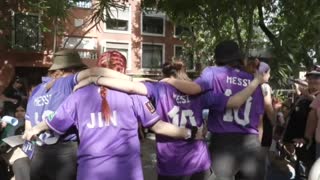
[0,60,15,95]
[282,70,319,180]
[0,102,30,180]
[2,77,27,117]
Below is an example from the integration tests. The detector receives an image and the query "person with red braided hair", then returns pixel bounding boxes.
[73,56,269,180]
[23,50,205,180]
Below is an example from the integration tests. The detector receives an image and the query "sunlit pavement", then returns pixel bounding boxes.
[141,136,157,180]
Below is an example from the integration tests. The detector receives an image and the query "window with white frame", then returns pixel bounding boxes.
[62,37,97,50]
[71,0,92,8]
[102,42,130,69]
[106,6,130,32]
[13,13,40,50]
[174,45,194,70]
[142,44,163,69]
[62,37,97,59]
[142,10,165,36]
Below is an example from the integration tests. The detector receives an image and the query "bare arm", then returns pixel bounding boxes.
[0,94,17,104]
[164,78,202,95]
[22,121,50,141]
[74,76,148,95]
[76,67,132,83]
[150,120,203,140]
[90,67,131,81]
[226,71,270,109]
[305,109,317,140]
[258,115,264,142]
[24,120,32,131]
[262,84,277,126]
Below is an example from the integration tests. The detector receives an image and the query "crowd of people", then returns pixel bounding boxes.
[0,40,320,180]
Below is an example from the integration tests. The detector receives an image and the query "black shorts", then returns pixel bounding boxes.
[30,141,78,180]
[157,169,212,180]
[209,133,265,180]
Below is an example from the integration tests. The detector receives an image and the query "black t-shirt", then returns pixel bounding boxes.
[283,96,312,142]
[261,114,273,147]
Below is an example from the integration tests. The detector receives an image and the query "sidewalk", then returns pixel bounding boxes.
[141,137,157,180]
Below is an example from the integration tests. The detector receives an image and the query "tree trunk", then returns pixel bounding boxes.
[53,18,57,53]
[244,1,254,55]
[231,7,243,50]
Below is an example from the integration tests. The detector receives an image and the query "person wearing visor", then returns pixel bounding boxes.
[23,51,206,180]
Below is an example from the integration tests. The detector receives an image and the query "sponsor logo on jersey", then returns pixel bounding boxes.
[145,101,156,113]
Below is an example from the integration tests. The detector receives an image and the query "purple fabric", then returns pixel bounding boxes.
[25,74,77,144]
[195,66,264,134]
[144,82,229,176]
[46,85,160,180]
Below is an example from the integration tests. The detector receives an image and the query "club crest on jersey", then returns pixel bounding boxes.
[46,112,56,122]
[145,101,156,113]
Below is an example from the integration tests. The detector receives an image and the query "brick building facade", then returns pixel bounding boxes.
[0,0,193,86]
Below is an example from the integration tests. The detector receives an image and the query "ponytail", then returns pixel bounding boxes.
[162,60,191,81]
[97,51,127,123]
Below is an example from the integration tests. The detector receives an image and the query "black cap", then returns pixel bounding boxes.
[214,40,243,65]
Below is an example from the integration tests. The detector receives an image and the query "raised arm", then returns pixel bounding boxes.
[226,71,270,109]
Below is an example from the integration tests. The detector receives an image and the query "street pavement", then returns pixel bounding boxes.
[141,136,158,180]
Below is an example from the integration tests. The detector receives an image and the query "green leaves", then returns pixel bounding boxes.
[142,0,320,87]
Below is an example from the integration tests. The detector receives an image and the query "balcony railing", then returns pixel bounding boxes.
[73,1,92,9]
[78,50,97,60]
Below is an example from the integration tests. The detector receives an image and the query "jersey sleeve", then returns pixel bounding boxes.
[45,94,77,134]
[143,82,158,100]
[194,67,213,92]
[200,91,229,111]
[66,74,78,88]
[131,95,160,128]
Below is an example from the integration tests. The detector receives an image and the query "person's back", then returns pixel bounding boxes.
[48,84,159,180]
[198,65,264,134]
[26,74,78,143]
[144,81,213,176]
[25,50,86,180]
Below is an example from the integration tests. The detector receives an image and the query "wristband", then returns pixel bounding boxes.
[190,126,198,140]
[185,129,191,140]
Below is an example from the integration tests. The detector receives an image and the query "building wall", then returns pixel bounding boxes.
[0,0,184,79]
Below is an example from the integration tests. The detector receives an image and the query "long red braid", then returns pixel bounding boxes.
[97,51,127,123]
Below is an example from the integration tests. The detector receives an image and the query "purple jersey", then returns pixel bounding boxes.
[25,74,77,144]
[46,85,160,180]
[144,82,229,176]
[195,66,264,134]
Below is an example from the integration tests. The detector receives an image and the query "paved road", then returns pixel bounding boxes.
[141,138,158,180]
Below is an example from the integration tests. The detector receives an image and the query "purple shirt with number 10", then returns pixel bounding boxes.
[195,66,264,134]
[144,82,229,176]
[46,85,160,180]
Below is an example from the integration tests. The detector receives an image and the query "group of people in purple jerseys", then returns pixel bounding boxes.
[22,40,271,180]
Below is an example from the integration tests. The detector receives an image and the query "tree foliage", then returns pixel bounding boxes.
[142,0,320,87]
